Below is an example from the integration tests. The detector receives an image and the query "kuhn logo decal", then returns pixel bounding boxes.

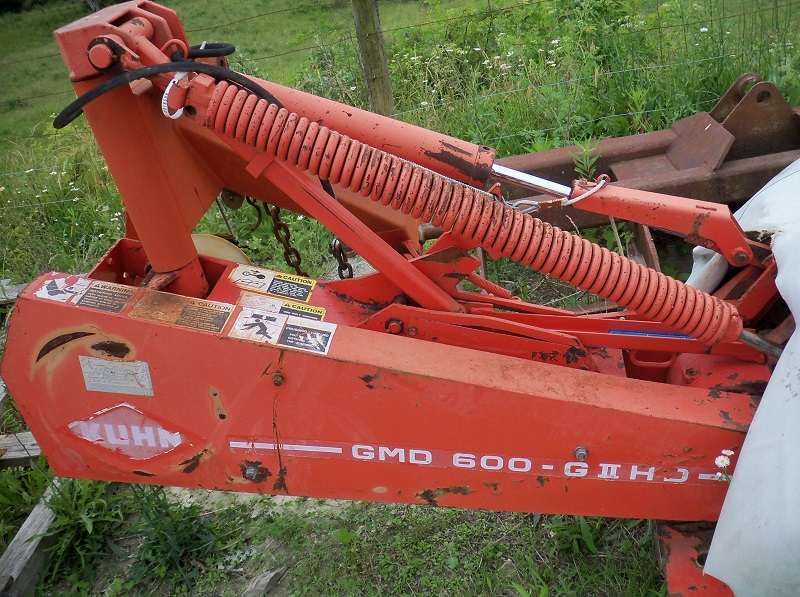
[68,403,186,460]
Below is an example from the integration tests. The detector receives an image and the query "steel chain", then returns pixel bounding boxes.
[267,205,308,277]
[328,238,354,279]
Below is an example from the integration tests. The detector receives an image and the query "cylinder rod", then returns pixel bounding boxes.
[491,163,572,198]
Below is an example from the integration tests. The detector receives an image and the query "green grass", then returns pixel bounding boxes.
[1,0,799,594]
[260,501,663,596]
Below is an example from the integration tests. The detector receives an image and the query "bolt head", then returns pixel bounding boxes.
[244,465,259,480]
[733,249,750,266]
[407,326,418,337]
[272,371,285,386]
[386,319,404,334]
[574,446,589,461]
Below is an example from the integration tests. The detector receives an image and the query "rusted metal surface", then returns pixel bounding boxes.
[498,73,800,230]
[656,523,733,596]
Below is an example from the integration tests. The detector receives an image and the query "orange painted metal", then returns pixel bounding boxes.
[0,0,782,543]
[186,76,745,344]
[3,256,755,521]
[570,180,755,267]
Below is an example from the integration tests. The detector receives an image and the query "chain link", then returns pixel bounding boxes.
[266,205,308,277]
[328,238,354,279]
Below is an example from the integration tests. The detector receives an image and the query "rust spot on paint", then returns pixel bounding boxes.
[360,372,379,389]
[133,470,156,477]
[239,459,272,483]
[484,481,499,490]
[718,409,748,432]
[533,350,560,362]
[37,331,95,362]
[180,449,208,474]
[710,380,768,396]
[327,289,390,314]
[424,246,468,264]
[90,341,130,359]
[209,386,227,420]
[536,476,549,487]
[416,486,473,506]
[273,466,288,491]
[564,346,586,364]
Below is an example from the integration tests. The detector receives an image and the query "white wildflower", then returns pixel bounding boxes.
[715,455,731,468]
[700,27,709,32]
[721,449,734,456]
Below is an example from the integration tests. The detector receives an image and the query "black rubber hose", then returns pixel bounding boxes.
[187,42,235,58]
[52,56,338,200]
[53,60,284,129]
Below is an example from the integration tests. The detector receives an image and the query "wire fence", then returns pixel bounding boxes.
[1,0,798,185]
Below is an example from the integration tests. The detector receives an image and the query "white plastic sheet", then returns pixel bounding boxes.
[690,159,800,595]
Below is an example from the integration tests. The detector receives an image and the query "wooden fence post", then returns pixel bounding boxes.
[350,0,394,116]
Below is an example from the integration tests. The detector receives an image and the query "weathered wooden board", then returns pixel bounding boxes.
[0,482,58,597]
[0,280,28,306]
[0,432,41,469]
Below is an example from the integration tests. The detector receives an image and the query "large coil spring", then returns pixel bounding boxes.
[206,82,741,345]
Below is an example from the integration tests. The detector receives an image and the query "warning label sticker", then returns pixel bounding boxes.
[79,356,154,396]
[278,301,325,321]
[229,308,288,344]
[33,276,91,304]
[177,299,233,333]
[76,281,135,313]
[276,317,336,355]
[229,266,276,293]
[267,272,315,302]
[230,266,316,302]
[129,291,233,334]
[239,292,325,321]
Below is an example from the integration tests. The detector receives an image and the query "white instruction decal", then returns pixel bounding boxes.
[229,308,288,344]
[229,265,276,293]
[33,276,91,304]
[79,356,154,396]
[239,292,284,312]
